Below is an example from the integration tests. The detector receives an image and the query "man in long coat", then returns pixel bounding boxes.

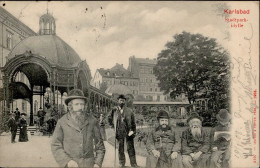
[108,94,139,168]
[209,109,231,168]
[146,110,183,168]
[8,113,18,143]
[51,89,106,168]
[181,112,211,168]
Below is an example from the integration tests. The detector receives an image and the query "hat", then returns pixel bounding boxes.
[187,112,203,123]
[21,113,27,116]
[216,109,231,124]
[117,94,126,100]
[65,89,87,105]
[16,108,19,110]
[157,110,169,120]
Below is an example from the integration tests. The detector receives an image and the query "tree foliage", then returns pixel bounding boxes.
[154,32,230,110]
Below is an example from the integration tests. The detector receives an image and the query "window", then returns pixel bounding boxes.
[6,30,13,49]
[150,88,153,92]
[155,88,157,92]
[150,79,153,82]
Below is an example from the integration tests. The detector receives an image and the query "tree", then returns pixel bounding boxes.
[154,31,230,110]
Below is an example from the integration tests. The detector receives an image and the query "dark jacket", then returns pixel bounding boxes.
[146,125,180,156]
[51,113,106,167]
[108,106,136,139]
[8,118,17,132]
[210,125,231,151]
[181,128,210,155]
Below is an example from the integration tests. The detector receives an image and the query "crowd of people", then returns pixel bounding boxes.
[7,89,230,168]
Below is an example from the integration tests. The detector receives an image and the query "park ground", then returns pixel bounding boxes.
[0,127,211,167]
[0,131,146,167]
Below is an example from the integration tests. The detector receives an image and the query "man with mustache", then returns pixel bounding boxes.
[209,109,231,168]
[146,110,183,168]
[51,89,105,168]
[108,94,139,168]
[181,112,210,168]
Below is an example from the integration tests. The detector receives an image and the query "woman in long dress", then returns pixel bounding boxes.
[19,113,28,142]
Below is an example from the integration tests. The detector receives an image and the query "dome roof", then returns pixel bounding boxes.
[8,35,82,67]
[105,84,132,96]
[40,13,55,21]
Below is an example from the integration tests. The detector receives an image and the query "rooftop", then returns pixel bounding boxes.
[98,63,137,78]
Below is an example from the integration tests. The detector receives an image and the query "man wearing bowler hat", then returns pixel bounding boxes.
[108,94,139,168]
[51,89,105,168]
[181,112,210,168]
[209,109,231,168]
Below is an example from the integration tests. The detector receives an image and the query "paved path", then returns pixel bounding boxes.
[0,134,146,167]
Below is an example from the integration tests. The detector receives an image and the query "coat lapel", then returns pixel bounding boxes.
[66,113,81,132]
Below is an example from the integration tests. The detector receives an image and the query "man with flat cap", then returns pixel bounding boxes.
[51,89,105,168]
[181,112,210,168]
[108,94,139,168]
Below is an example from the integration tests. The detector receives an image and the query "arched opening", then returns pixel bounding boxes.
[7,63,49,125]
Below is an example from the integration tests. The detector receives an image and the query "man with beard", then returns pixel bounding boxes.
[209,109,231,168]
[181,112,210,168]
[146,110,183,168]
[51,89,105,168]
[108,94,139,168]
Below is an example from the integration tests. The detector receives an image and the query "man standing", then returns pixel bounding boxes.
[14,108,20,122]
[8,113,18,143]
[209,109,231,168]
[51,89,105,168]
[146,110,183,168]
[108,94,139,168]
[181,112,210,168]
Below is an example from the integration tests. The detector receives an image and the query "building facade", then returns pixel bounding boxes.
[0,7,37,114]
[92,63,139,97]
[128,56,168,101]
[92,56,172,102]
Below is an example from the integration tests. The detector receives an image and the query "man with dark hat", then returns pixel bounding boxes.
[51,89,106,168]
[14,108,20,122]
[8,113,18,143]
[181,112,210,168]
[209,109,231,168]
[146,110,183,168]
[108,94,139,168]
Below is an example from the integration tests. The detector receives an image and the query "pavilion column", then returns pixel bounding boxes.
[30,84,34,126]
[3,75,10,111]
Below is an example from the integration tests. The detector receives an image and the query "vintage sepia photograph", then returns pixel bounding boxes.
[0,1,259,168]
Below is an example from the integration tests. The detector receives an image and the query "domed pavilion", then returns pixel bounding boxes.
[1,12,114,125]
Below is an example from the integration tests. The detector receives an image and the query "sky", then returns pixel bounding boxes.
[1,1,229,77]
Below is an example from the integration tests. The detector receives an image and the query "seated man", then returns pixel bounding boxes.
[209,109,231,168]
[181,112,210,168]
[146,110,183,168]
